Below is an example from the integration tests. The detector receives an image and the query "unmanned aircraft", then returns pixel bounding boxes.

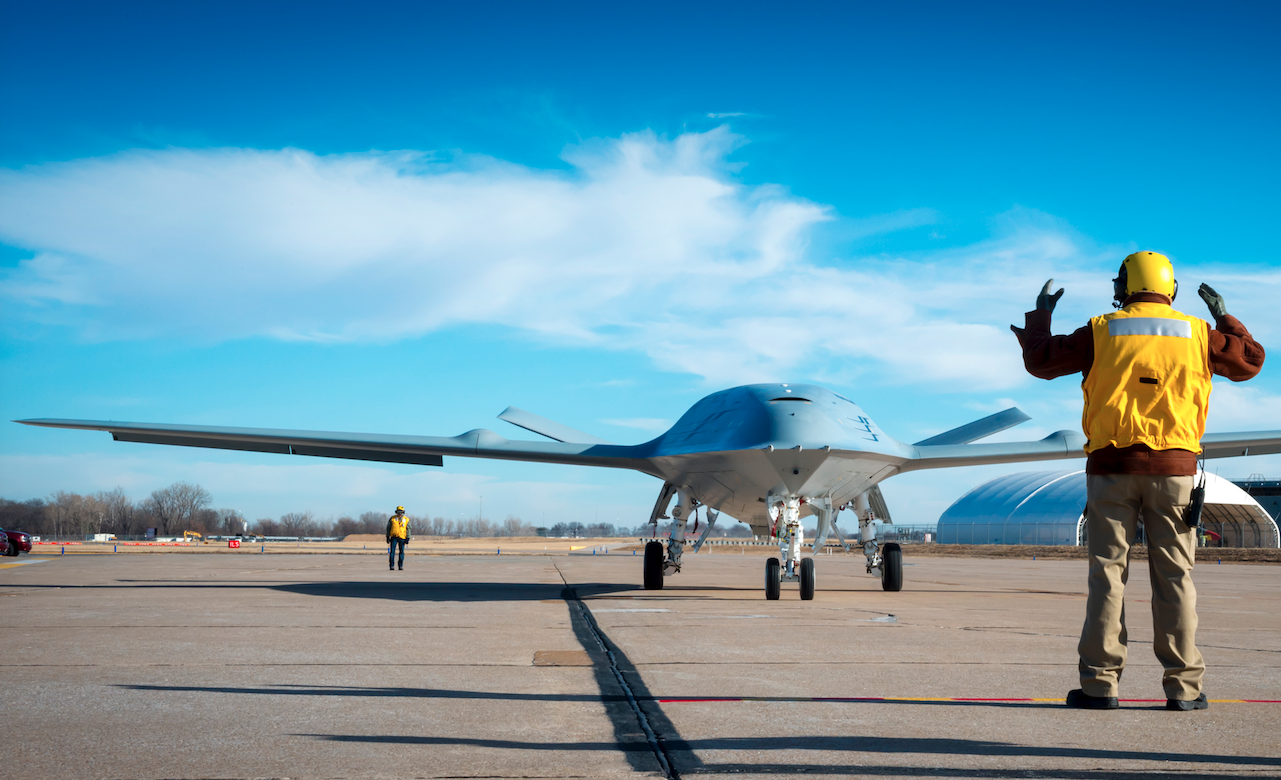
[19,383,1281,598]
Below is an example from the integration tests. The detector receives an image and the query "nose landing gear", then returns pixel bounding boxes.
[765,557,781,600]
[763,497,818,599]
[799,557,816,600]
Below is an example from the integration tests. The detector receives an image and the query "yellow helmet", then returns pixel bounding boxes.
[1113,251,1177,306]
[395,506,405,513]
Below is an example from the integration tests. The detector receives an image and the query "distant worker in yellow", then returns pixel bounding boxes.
[386,506,411,571]
[1012,251,1264,711]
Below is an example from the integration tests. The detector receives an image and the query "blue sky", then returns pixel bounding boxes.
[2,1,1278,527]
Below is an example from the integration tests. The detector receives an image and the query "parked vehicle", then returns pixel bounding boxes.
[3,528,33,556]
[0,529,9,556]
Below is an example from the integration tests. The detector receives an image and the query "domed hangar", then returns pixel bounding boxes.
[938,470,1279,548]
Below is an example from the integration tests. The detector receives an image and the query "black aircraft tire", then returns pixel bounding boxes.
[765,557,781,600]
[881,542,903,592]
[799,557,816,600]
[643,541,665,590]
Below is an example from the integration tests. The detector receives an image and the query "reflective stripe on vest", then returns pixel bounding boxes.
[390,517,409,539]
[1081,302,1211,454]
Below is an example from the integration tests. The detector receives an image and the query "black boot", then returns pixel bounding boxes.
[1166,693,1208,711]
[1066,689,1118,709]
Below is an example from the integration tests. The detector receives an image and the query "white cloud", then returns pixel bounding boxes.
[3,129,1272,391]
[1207,382,1281,432]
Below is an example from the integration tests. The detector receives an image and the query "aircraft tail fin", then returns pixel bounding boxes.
[497,406,613,445]
[913,407,1032,447]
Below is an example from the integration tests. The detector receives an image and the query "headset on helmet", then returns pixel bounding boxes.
[1113,251,1177,308]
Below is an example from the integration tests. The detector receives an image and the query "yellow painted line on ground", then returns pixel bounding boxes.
[0,559,49,569]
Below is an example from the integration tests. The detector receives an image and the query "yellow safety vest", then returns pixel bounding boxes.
[389,516,409,539]
[1081,302,1212,454]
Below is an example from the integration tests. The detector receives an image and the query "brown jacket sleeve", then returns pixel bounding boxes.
[1014,309,1093,380]
[1209,315,1265,381]
[1016,309,1266,382]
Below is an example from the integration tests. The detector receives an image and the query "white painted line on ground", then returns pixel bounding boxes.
[592,608,673,613]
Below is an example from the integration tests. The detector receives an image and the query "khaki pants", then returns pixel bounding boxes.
[1079,474,1203,700]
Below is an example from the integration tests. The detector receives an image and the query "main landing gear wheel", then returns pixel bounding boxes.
[765,557,781,600]
[799,557,816,600]
[643,541,665,590]
[881,542,903,592]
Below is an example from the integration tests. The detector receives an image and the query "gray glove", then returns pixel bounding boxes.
[1198,283,1228,320]
[1036,279,1064,312]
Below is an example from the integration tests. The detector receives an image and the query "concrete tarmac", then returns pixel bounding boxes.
[2,551,1278,779]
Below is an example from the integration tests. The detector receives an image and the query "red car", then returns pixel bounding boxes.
[2,528,32,556]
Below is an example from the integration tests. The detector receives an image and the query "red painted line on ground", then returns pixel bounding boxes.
[656,696,1281,704]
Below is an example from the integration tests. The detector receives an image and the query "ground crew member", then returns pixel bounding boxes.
[1011,251,1264,711]
[386,506,411,571]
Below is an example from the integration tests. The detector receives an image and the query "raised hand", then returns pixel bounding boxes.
[1198,283,1228,320]
[1037,279,1065,312]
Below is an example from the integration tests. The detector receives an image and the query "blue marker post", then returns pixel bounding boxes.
[61,546,65,555]
[497,548,501,555]
[114,545,117,553]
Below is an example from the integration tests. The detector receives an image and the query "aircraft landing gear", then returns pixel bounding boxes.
[642,485,694,589]
[643,541,665,590]
[799,557,816,600]
[763,496,818,600]
[763,553,816,600]
[856,499,903,590]
[765,557,781,600]
[881,542,903,592]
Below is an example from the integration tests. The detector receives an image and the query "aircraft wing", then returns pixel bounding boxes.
[1200,430,1281,459]
[15,419,652,471]
[901,429,1281,472]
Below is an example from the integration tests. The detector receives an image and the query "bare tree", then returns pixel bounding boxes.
[358,511,385,535]
[332,516,361,538]
[279,511,318,537]
[46,491,104,538]
[143,482,212,536]
[253,517,281,536]
[95,487,136,535]
[0,498,47,535]
[216,509,246,536]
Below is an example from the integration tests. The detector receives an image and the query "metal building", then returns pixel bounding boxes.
[1234,475,1281,523]
[937,469,1279,548]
